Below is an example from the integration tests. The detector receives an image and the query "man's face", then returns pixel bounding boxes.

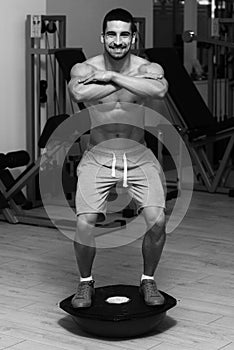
[102,20,135,60]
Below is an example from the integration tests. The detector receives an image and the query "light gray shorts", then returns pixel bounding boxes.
[75,143,165,218]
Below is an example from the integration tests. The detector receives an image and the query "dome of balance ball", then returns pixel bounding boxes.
[59,284,177,338]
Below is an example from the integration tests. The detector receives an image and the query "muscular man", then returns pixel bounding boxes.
[68,8,168,308]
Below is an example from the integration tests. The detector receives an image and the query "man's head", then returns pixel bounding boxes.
[102,8,136,34]
[101,8,137,60]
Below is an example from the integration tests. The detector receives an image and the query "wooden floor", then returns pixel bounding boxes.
[0,190,234,349]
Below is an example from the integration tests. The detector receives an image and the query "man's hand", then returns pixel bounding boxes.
[136,63,164,81]
[82,70,114,85]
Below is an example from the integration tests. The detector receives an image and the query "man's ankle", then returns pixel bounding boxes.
[80,275,93,282]
[141,274,154,282]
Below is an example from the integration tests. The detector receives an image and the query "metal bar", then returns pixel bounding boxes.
[53,31,57,115]
[194,183,230,194]
[177,136,183,192]
[4,142,67,200]
[14,215,55,228]
[36,38,41,158]
[26,16,35,163]
[0,179,24,220]
[211,134,234,191]
[41,15,66,21]
[58,16,66,114]
[26,15,37,203]
[189,147,212,191]
[192,128,234,146]
[1,208,19,224]
[214,45,218,119]
[29,48,58,54]
[199,147,215,177]
[46,51,49,121]
[198,37,234,49]
[224,45,228,119]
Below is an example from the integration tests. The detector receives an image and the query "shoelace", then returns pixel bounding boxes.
[76,282,93,298]
[144,282,159,296]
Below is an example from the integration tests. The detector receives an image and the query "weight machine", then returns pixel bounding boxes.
[0,15,87,228]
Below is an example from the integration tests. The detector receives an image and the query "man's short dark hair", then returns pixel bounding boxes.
[102,8,136,34]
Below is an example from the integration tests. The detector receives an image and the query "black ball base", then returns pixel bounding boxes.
[59,284,177,338]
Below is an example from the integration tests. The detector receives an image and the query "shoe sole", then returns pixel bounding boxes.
[71,301,92,308]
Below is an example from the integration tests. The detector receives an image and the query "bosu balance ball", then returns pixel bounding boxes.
[59,284,177,338]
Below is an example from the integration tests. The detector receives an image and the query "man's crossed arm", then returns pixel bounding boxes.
[68,61,168,103]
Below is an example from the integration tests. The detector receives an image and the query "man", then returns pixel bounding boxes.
[68,8,168,308]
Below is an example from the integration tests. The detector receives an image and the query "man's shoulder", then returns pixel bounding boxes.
[131,54,149,67]
[131,54,162,69]
[70,55,103,76]
[85,55,104,69]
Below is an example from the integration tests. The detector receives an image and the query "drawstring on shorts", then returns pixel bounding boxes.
[111,152,116,177]
[123,153,128,188]
[111,152,128,188]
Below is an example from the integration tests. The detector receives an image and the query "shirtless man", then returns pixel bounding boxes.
[68,8,168,308]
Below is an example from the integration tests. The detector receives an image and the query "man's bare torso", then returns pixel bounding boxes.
[85,54,147,149]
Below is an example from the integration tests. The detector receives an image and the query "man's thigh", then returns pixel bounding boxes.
[76,160,117,217]
[127,163,165,211]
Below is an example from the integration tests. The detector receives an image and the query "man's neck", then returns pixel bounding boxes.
[103,52,131,73]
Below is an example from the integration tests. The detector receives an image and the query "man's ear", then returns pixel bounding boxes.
[131,32,136,45]
[100,33,104,44]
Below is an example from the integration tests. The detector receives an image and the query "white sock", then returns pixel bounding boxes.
[80,275,93,282]
[141,274,154,282]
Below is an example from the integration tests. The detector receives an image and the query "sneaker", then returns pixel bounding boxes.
[71,280,95,308]
[139,279,165,306]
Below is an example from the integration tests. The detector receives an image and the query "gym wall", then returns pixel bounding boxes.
[0,0,46,154]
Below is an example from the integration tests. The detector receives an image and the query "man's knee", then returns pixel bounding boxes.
[74,214,98,246]
[77,213,97,228]
[156,209,165,228]
[75,213,98,239]
[143,206,165,230]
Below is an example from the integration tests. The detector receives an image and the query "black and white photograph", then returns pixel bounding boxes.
[0,1,234,349]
